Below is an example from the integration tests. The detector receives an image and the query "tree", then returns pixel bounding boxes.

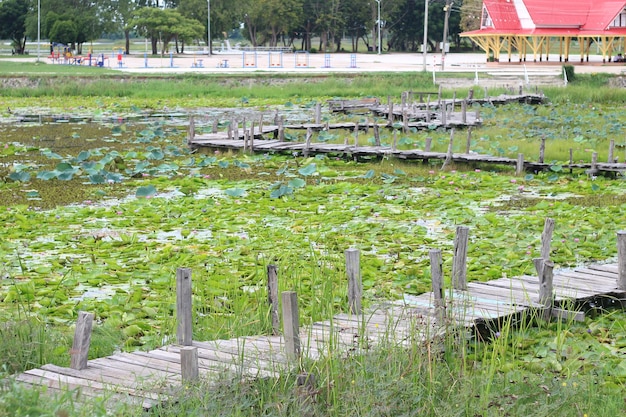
[129,7,204,54]
[49,19,78,46]
[0,0,28,54]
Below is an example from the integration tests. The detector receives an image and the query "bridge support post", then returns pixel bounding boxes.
[180,346,199,382]
[282,291,300,360]
[452,226,469,291]
[346,248,362,315]
[618,231,626,291]
[176,267,193,346]
[429,249,445,322]
[70,311,94,370]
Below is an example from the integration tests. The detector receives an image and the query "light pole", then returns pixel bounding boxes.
[36,0,41,62]
[375,0,381,55]
[422,0,428,71]
[207,0,211,56]
[441,1,453,70]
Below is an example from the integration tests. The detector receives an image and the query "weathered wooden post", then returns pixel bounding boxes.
[278,117,285,141]
[402,110,409,133]
[441,105,447,128]
[618,231,626,291]
[345,248,362,315]
[516,153,525,176]
[608,139,615,163]
[425,137,433,152]
[540,218,555,261]
[392,130,398,152]
[180,346,199,382]
[538,135,546,164]
[187,116,195,145]
[569,148,574,174]
[373,123,381,147]
[441,128,455,170]
[465,127,472,154]
[349,122,358,146]
[249,120,254,153]
[429,249,445,321]
[282,291,301,360]
[267,265,280,335]
[425,97,431,123]
[590,152,598,174]
[315,102,321,124]
[70,311,94,370]
[537,259,554,320]
[176,267,193,346]
[304,127,313,157]
[212,119,219,134]
[388,97,394,124]
[452,226,469,290]
[461,100,467,124]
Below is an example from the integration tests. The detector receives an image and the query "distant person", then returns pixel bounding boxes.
[615,53,624,62]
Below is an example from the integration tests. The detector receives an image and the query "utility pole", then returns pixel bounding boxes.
[441,0,452,70]
[376,0,382,55]
[422,0,429,71]
[207,0,211,56]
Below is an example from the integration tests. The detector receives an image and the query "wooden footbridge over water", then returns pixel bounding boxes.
[9,225,626,412]
[188,93,625,176]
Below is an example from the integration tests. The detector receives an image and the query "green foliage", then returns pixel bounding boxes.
[562,64,575,82]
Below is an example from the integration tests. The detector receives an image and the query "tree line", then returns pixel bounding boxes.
[0,0,482,55]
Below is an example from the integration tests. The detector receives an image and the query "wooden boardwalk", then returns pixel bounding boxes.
[11,261,626,412]
[189,136,626,175]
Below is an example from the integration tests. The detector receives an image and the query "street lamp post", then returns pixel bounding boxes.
[207,0,211,56]
[441,1,453,70]
[37,0,41,62]
[376,0,381,55]
[422,0,428,71]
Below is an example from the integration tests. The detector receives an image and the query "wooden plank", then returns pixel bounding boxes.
[587,264,619,274]
[15,373,151,410]
[515,275,600,297]
[32,366,164,404]
[89,357,180,381]
[109,352,183,374]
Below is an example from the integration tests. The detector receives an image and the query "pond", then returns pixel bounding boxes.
[0,103,624,348]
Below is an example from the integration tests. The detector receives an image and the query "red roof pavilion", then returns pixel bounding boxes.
[461,0,626,62]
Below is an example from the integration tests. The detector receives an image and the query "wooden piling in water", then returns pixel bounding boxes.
[267,265,280,335]
[429,249,445,321]
[452,226,469,291]
[282,291,300,360]
[441,129,455,170]
[540,218,555,261]
[618,231,626,291]
[176,267,193,346]
[374,124,380,147]
[539,136,546,164]
[425,137,432,152]
[516,153,525,176]
[609,139,615,163]
[187,116,195,145]
[537,259,555,319]
[70,311,94,370]
[465,127,472,154]
[346,248,362,315]
[180,346,199,382]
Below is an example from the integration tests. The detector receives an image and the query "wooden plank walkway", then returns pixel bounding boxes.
[188,136,626,174]
[10,262,625,412]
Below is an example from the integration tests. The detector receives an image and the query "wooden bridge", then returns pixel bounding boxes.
[9,226,626,412]
[187,93,624,176]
